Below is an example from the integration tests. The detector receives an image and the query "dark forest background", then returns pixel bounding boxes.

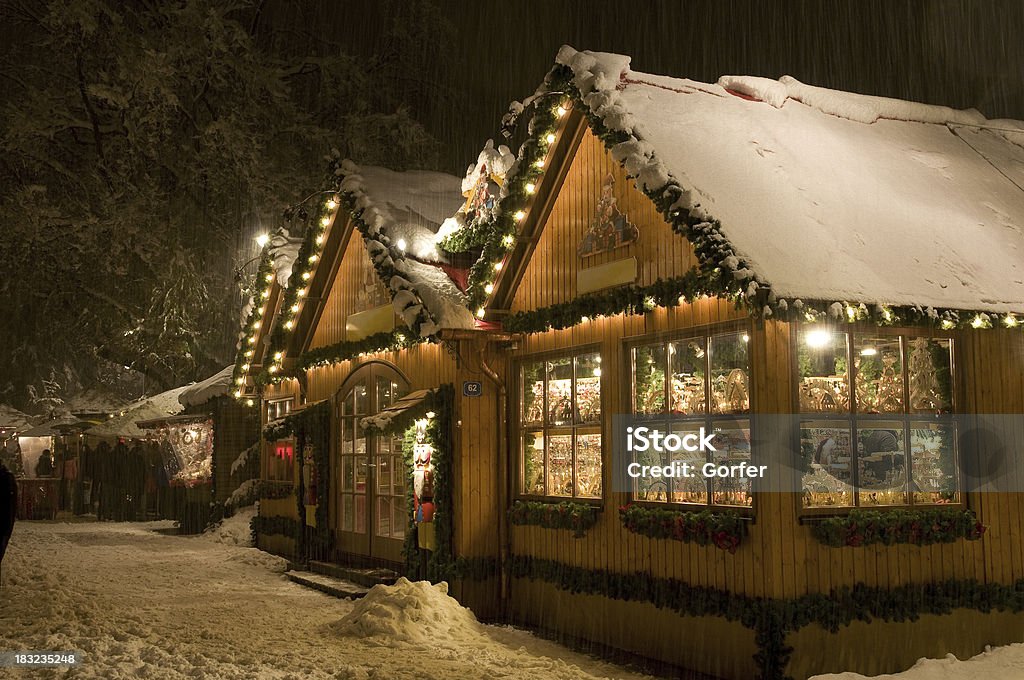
[1,0,1021,415]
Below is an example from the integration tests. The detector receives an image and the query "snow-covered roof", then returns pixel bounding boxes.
[0,404,34,431]
[553,47,1024,315]
[86,384,190,439]
[337,161,476,337]
[178,365,233,408]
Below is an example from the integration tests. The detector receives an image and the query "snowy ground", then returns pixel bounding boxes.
[0,515,656,679]
[810,644,1024,680]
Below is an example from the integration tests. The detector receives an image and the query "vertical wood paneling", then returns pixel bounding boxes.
[308,231,391,351]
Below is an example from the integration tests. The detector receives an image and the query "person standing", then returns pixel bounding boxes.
[0,459,16,585]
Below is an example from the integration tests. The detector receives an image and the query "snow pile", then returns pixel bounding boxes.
[178,365,233,408]
[225,478,259,510]
[811,643,1024,680]
[551,46,1024,315]
[230,441,259,475]
[333,577,482,646]
[0,522,656,679]
[204,504,258,546]
[718,74,988,126]
[336,160,475,337]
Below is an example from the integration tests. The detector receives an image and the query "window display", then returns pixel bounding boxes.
[631,329,752,508]
[798,328,957,509]
[519,351,603,499]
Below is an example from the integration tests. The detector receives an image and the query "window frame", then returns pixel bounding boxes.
[513,343,605,503]
[622,320,757,514]
[792,323,963,516]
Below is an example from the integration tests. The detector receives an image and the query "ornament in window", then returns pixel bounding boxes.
[578,174,639,257]
[908,338,948,411]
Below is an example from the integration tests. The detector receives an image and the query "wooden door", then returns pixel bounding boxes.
[335,363,408,563]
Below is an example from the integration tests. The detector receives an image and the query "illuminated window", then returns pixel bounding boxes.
[630,329,752,508]
[519,350,602,499]
[797,328,957,509]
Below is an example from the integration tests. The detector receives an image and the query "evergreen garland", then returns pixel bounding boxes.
[619,504,746,553]
[810,507,985,548]
[297,329,425,373]
[503,271,729,333]
[508,500,600,538]
[509,553,1024,680]
[231,252,275,393]
[457,64,1022,334]
[258,480,295,500]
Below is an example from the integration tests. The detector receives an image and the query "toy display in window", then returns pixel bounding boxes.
[801,425,855,507]
[575,434,602,498]
[911,424,957,504]
[523,434,545,495]
[908,338,952,413]
[546,379,573,425]
[576,377,601,422]
[798,330,851,413]
[523,376,544,424]
[412,423,435,524]
[856,427,907,505]
[712,369,749,414]
[710,333,750,414]
[711,427,753,507]
[545,435,573,496]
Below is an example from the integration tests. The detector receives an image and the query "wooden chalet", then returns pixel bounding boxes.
[237,47,1024,680]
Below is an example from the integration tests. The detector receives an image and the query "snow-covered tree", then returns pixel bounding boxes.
[0,0,448,411]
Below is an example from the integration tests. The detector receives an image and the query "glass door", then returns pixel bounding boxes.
[335,364,407,563]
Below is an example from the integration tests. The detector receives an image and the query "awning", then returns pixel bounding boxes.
[359,389,432,432]
[136,413,212,430]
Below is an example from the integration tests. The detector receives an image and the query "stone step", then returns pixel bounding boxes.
[285,570,371,600]
[308,560,400,588]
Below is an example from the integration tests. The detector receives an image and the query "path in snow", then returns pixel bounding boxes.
[0,519,657,680]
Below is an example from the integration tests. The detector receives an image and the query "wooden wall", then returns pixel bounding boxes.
[510,127,698,314]
[497,117,1024,677]
[308,224,391,351]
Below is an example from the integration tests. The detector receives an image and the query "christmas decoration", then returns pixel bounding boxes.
[578,173,638,257]
[508,500,601,538]
[810,507,984,547]
[463,59,1024,336]
[509,553,1024,680]
[619,504,746,553]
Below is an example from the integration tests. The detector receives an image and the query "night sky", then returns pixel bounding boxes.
[276,0,1024,174]
[2,0,1022,406]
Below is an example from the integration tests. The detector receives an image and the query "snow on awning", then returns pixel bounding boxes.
[552,47,1024,315]
[178,365,233,408]
[359,389,432,432]
[20,417,91,438]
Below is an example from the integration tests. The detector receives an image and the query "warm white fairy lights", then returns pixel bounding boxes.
[233,193,340,400]
[472,100,569,323]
